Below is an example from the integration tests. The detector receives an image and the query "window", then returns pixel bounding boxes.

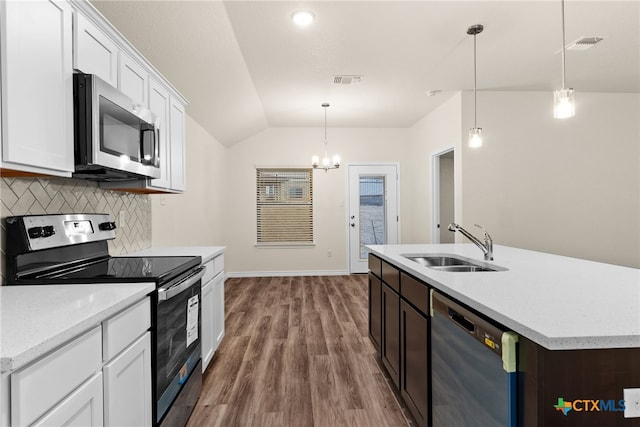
[256,168,313,244]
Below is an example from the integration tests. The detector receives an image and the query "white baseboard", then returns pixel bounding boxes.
[226,270,350,278]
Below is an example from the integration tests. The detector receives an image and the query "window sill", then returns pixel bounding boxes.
[255,242,316,249]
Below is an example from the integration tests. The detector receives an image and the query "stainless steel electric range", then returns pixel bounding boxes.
[5,213,204,427]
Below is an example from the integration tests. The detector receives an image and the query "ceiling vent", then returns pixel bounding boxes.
[333,75,363,85]
[559,36,605,52]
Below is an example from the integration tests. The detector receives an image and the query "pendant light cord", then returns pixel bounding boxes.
[560,0,567,89]
[323,105,328,159]
[473,32,477,127]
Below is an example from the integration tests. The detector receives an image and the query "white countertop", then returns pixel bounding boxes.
[1,283,154,373]
[368,244,640,350]
[126,246,225,263]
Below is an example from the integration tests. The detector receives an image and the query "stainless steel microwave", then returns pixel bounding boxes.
[73,73,161,181]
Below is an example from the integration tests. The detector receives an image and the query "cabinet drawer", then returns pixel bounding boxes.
[368,254,382,278]
[202,254,224,284]
[103,298,150,361]
[11,327,102,427]
[382,260,400,292]
[401,272,429,315]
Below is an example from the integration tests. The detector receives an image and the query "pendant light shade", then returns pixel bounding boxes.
[467,24,484,148]
[554,0,575,119]
[312,103,340,172]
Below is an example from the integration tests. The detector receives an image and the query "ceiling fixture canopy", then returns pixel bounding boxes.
[291,10,315,27]
[312,103,340,172]
[467,24,483,149]
[553,0,575,119]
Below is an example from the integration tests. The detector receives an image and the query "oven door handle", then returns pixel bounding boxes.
[157,266,206,301]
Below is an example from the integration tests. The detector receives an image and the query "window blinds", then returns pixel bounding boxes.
[256,168,313,244]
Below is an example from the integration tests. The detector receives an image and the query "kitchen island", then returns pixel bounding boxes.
[367,244,640,427]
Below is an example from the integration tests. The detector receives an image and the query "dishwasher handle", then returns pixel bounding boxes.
[448,308,475,333]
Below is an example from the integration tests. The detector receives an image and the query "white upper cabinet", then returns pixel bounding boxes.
[0,0,74,177]
[149,79,171,189]
[169,97,186,192]
[119,52,148,107]
[73,12,118,86]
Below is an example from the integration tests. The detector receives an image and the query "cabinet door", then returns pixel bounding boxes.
[119,52,147,106]
[381,282,400,388]
[149,79,171,189]
[201,279,215,372]
[212,273,225,352]
[103,332,152,427]
[33,373,103,427]
[169,97,186,191]
[1,0,74,176]
[73,12,118,86]
[368,272,382,353]
[400,300,429,427]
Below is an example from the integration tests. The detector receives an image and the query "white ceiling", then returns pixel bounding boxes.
[91,1,640,147]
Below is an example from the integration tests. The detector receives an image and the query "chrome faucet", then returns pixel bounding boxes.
[448,223,494,261]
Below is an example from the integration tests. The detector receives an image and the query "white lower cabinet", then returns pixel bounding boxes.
[212,273,225,353]
[33,373,104,427]
[8,298,151,427]
[201,254,225,372]
[201,279,215,371]
[103,333,152,427]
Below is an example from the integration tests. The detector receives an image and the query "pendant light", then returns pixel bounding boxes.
[553,0,575,119]
[312,103,340,172]
[467,24,484,148]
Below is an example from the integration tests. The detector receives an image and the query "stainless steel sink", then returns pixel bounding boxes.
[402,254,507,272]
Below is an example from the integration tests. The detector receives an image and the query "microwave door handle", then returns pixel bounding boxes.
[140,126,155,165]
[157,266,206,301]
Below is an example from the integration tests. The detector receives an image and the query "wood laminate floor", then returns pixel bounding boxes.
[187,275,410,427]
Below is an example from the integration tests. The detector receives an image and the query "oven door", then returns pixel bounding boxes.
[156,266,205,423]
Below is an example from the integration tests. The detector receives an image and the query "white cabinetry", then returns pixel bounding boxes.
[169,98,187,192]
[118,52,148,106]
[0,0,74,177]
[201,254,225,372]
[148,79,171,189]
[33,373,104,427]
[103,333,152,427]
[7,298,151,427]
[73,12,118,86]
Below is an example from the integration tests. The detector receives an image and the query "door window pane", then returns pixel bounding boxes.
[359,176,385,258]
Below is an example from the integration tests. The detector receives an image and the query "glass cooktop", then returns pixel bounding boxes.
[29,256,201,284]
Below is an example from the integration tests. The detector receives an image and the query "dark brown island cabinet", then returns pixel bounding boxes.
[367,253,640,427]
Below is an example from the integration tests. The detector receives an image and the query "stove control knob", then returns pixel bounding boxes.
[42,226,55,237]
[28,226,43,238]
[99,221,117,231]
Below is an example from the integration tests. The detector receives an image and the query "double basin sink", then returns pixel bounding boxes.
[402,254,508,272]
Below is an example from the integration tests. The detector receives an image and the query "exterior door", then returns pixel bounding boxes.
[348,164,399,273]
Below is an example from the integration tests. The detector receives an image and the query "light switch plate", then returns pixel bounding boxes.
[624,388,640,418]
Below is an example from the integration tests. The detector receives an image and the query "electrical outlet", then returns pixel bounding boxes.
[624,388,640,418]
[119,211,126,229]
[328,250,333,258]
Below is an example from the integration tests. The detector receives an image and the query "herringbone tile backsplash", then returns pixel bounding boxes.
[0,177,151,284]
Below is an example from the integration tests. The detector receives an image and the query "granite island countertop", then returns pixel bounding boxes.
[367,244,640,350]
[1,283,154,373]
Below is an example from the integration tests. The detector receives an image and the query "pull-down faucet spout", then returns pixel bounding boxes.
[448,223,494,261]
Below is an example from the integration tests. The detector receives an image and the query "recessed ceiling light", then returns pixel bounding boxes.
[291,10,315,27]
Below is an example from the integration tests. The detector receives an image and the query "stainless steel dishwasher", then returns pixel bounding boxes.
[430,291,519,427]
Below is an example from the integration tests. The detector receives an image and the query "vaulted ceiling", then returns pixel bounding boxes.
[92,1,640,147]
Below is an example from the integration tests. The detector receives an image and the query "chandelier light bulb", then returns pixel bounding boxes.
[312,103,340,172]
